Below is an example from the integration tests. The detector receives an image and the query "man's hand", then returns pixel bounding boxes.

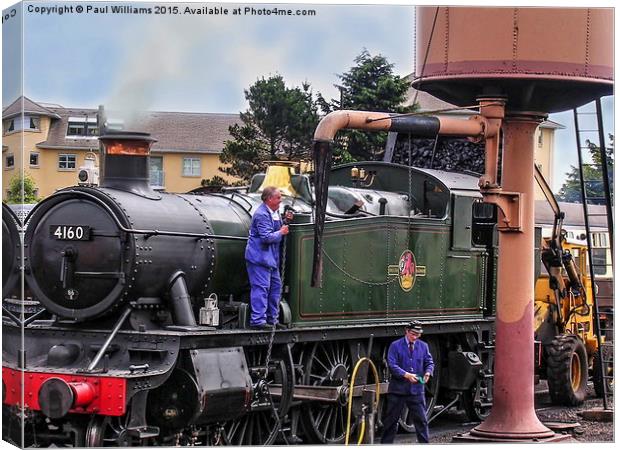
[404,373,419,384]
[280,225,290,235]
[423,373,431,384]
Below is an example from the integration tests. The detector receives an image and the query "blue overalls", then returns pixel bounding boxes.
[245,203,283,326]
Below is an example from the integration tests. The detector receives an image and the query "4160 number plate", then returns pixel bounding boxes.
[50,225,91,241]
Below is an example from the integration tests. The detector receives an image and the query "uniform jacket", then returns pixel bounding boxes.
[387,337,434,399]
[245,203,283,269]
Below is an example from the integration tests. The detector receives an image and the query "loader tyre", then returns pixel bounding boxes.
[593,344,613,398]
[546,335,587,406]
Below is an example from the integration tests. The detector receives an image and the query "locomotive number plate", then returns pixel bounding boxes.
[50,225,91,241]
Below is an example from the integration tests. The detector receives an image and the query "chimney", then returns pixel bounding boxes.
[98,131,158,198]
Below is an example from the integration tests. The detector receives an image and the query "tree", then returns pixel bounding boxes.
[318,49,415,161]
[6,174,38,204]
[201,175,227,187]
[220,75,319,182]
[557,134,614,204]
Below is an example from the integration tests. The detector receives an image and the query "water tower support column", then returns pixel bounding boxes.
[456,112,570,442]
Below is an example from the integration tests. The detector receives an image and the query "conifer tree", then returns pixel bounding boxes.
[558,135,614,204]
[220,75,319,181]
[318,49,415,161]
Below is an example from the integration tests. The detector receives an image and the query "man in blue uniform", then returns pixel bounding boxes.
[381,320,434,444]
[245,186,292,329]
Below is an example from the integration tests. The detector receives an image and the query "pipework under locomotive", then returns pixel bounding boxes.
[3,127,498,446]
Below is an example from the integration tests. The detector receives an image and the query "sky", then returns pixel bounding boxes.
[2,0,414,112]
[1,0,616,192]
[549,97,614,192]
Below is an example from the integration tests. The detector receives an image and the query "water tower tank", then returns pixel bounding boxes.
[414,7,613,112]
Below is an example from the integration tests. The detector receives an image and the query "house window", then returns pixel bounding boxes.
[30,152,40,167]
[592,232,609,248]
[58,154,77,170]
[150,156,165,188]
[183,157,201,177]
[5,154,14,169]
[5,116,39,133]
[68,123,84,136]
[67,117,98,137]
[538,132,543,147]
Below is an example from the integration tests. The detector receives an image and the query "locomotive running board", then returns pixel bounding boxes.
[269,382,389,402]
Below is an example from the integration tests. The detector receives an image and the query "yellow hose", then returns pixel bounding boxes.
[345,357,381,445]
[357,420,366,445]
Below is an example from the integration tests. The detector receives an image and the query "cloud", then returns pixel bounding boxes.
[19,3,414,115]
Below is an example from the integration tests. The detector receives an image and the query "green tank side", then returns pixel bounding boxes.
[285,216,486,326]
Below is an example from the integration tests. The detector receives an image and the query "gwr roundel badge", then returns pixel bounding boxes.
[387,250,426,292]
[398,250,416,292]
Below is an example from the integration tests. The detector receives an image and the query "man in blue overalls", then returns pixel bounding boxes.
[381,320,434,444]
[245,186,292,329]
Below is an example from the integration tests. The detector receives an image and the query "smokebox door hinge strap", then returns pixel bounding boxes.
[481,190,522,232]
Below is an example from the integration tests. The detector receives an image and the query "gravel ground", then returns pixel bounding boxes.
[394,382,614,444]
[534,383,613,443]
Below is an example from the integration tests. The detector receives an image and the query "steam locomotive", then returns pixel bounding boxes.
[3,131,498,446]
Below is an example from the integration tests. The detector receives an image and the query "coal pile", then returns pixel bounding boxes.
[390,135,486,174]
